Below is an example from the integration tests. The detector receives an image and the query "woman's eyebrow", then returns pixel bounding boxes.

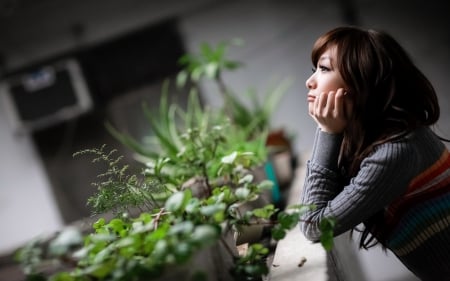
[319,56,331,62]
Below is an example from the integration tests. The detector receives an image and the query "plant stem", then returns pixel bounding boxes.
[153,208,167,230]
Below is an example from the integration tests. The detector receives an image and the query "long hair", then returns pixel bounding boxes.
[310,26,443,249]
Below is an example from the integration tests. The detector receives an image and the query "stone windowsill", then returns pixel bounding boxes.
[269,153,333,281]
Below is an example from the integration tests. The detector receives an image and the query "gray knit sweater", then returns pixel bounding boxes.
[300,126,450,281]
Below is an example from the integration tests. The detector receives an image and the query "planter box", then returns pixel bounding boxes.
[157,231,238,281]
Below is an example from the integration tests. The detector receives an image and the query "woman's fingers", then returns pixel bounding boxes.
[334,88,345,117]
[311,88,349,133]
[315,91,326,114]
[315,91,336,118]
[326,90,336,114]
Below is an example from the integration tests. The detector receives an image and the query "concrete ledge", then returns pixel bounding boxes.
[269,153,330,281]
[269,226,329,280]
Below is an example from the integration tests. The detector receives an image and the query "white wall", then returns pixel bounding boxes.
[0,106,63,253]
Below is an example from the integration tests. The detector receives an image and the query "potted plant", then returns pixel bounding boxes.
[15,122,334,281]
[14,40,336,281]
[106,84,274,245]
[175,39,298,206]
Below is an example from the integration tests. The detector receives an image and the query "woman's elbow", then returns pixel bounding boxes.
[299,220,322,242]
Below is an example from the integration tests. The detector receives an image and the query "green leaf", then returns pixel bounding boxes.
[152,240,168,259]
[204,62,219,78]
[190,225,220,246]
[105,122,157,159]
[177,53,193,66]
[288,204,317,215]
[165,191,185,212]
[165,190,192,213]
[79,261,115,279]
[223,60,242,70]
[115,237,136,248]
[320,217,336,232]
[238,174,253,184]
[200,203,226,216]
[271,225,286,240]
[93,218,106,230]
[262,78,293,120]
[277,212,298,229]
[130,221,154,234]
[319,217,336,251]
[92,244,114,264]
[89,233,116,243]
[235,187,250,200]
[257,180,274,191]
[107,218,126,234]
[191,67,204,81]
[48,227,83,256]
[320,230,334,251]
[174,241,192,263]
[221,151,237,164]
[50,272,75,281]
[200,42,215,60]
[169,221,194,235]
[185,198,200,213]
[252,204,276,219]
[176,70,188,88]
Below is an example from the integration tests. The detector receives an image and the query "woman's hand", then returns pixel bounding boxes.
[309,88,352,134]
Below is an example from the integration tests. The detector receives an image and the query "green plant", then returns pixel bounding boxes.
[15,40,335,281]
[16,141,334,281]
[105,40,296,203]
[176,39,293,136]
[16,116,335,280]
[73,145,167,216]
[106,82,268,190]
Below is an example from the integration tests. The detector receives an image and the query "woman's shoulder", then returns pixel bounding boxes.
[398,126,445,148]
[378,126,443,146]
[372,126,446,165]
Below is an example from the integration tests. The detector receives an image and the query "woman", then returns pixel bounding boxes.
[300,26,450,280]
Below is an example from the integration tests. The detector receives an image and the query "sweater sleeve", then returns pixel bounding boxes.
[300,130,416,242]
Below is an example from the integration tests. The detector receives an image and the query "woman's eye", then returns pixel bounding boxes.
[312,65,330,73]
[319,65,330,72]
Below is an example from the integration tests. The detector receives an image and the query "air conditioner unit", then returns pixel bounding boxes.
[0,59,93,134]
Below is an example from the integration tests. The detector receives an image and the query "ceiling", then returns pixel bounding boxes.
[0,0,220,73]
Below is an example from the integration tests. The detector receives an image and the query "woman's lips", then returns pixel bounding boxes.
[307,94,316,102]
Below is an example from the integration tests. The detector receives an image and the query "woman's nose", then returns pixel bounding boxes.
[305,76,314,89]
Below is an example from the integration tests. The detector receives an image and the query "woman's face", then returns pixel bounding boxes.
[305,46,347,113]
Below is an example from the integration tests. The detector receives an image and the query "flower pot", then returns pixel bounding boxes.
[155,230,238,281]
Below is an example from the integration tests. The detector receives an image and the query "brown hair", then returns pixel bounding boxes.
[311,26,442,248]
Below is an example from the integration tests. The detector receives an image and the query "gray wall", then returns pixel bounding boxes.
[0,0,448,280]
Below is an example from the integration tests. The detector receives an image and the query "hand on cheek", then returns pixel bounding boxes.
[311,88,351,134]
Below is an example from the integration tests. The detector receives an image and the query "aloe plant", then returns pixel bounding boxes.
[106,80,268,189]
[176,39,293,136]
